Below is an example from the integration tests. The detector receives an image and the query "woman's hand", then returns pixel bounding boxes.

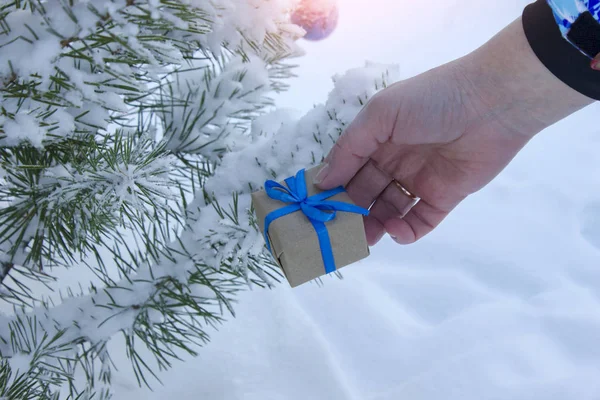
[315,18,592,245]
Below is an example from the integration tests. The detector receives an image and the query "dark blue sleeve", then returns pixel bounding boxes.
[523,0,600,99]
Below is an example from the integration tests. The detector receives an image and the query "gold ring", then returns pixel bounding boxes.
[390,179,420,217]
[392,179,419,201]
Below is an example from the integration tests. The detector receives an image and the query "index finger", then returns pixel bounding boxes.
[315,96,394,189]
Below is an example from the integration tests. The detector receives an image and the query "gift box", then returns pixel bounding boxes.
[251,165,370,288]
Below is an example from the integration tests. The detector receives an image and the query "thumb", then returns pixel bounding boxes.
[314,96,393,189]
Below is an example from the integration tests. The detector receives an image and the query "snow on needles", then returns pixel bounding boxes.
[0,0,302,148]
[162,55,274,155]
[0,61,400,377]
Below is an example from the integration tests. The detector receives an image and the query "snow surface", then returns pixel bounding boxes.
[105,0,600,398]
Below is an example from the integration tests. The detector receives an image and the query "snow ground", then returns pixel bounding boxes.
[111,0,600,398]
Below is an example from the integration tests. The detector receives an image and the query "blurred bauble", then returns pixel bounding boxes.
[291,0,339,41]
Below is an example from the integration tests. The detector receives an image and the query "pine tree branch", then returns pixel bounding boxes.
[0,0,306,396]
[0,60,395,363]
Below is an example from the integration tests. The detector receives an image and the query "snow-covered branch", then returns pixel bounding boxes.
[0,0,398,396]
[0,0,303,148]
[1,61,399,360]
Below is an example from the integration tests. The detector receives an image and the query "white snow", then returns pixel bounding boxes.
[110,109,600,400]
[1,113,48,148]
[107,0,600,399]
[162,55,274,155]
[0,0,302,148]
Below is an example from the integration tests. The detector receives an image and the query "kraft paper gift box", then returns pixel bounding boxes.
[251,165,370,288]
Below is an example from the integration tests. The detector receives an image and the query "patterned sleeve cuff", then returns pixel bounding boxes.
[523,0,600,100]
[547,0,600,58]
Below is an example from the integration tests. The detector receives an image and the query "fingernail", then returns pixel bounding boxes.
[591,60,600,70]
[390,235,405,244]
[313,163,330,185]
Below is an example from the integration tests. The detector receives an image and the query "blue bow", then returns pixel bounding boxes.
[264,169,369,274]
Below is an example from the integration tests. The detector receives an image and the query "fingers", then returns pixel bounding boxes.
[367,184,451,245]
[340,160,398,246]
[364,216,385,246]
[373,181,419,219]
[387,201,450,244]
[345,160,393,208]
[314,96,393,189]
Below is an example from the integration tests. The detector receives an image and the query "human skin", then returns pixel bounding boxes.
[314,17,594,245]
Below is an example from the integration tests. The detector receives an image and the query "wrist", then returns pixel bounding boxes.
[452,17,593,139]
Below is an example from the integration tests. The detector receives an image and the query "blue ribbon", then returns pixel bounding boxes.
[263,169,369,274]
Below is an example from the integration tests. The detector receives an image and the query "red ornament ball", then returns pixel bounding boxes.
[291,0,339,41]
